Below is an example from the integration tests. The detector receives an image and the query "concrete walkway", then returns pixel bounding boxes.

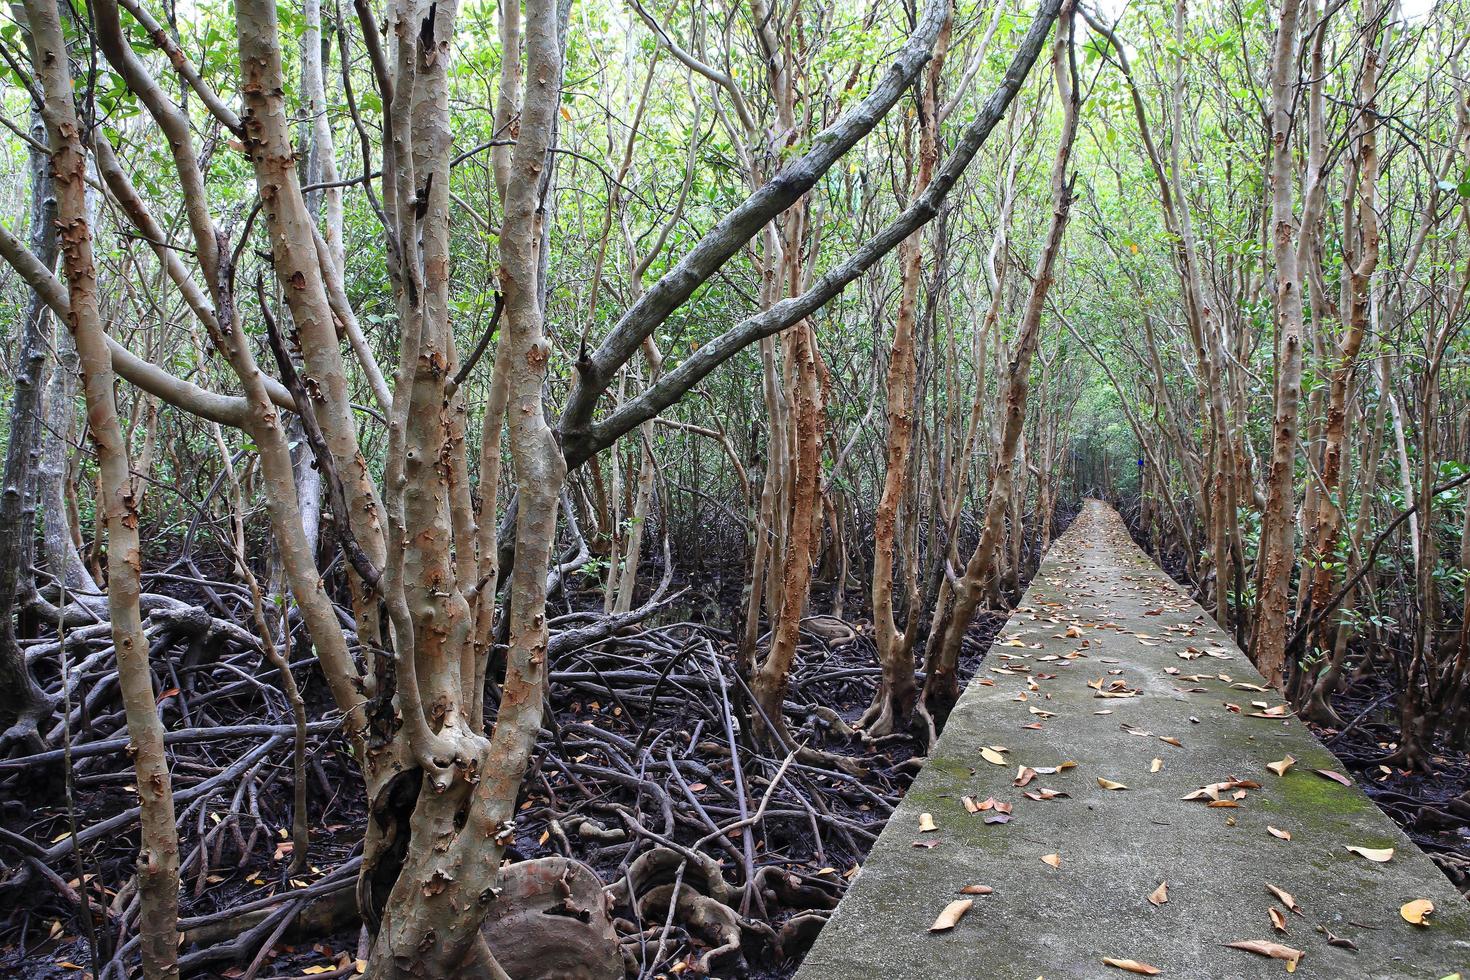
[798,501,1469,979]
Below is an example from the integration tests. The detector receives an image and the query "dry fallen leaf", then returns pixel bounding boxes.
[1147,881,1168,906]
[1269,907,1288,933]
[1267,826,1292,841]
[1345,845,1394,863]
[1400,899,1434,926]
[1315,769,1353,786]
[1267,755,1296,777]
[1315,925,1357,950]
[929,898,973,932]
[918,812,938,833]
[1225,939,1304,970]
[1102,958,1160,975]
[1097,777,1129,791]
[1150,758,1164,773]
[959,884,993,895]
[1041,853,1061,868]
[981,747,1008,766]
[1266,883,1303,916]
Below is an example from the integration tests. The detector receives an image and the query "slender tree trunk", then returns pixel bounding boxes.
[1251,0,1308,688]
[863,3,952,737]
[0,107,56,750]
[25,0,182,971]
[921,8,1078,736]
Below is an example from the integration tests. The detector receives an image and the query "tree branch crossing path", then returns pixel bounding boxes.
[799,500,1470,979]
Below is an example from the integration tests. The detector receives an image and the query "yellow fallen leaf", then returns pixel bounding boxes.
[1097,777,1129,791]
[980,747,1008,766]
[1267,755,1296,777]
[1147,881,1168,906]
[302,967,337,976]
[918,812,938,833]
[1400,898,1434,926]
[929,898,973,932]
[1103,958,1160,975]
[1150,758,1163,773]
[1041,853,1061,868]
[1344,845,1393,863]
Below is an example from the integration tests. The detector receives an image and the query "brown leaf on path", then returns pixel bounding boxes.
[1315,925,1357,950]
[1147,881,1168,906]
[1225,939,1304,969]
[1040,853,1061,868]
[929,898,973,932]
[1102,958,1160,975]
[981,747,1008,766]
[1399,899,1433,926]
[959,884,993,895]
[1267,826,1291,841]
[1265,883,1303,916]
[918,812,937,832]
[1150,758,1163,773]
[1097,777,1129,791]
[1269,907,1287,933]
[1315,769,1353,786]
[1267,755,1296,777]
[1014,766,1038,787]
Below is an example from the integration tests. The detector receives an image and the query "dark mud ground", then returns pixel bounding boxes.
[1,511,1075,980]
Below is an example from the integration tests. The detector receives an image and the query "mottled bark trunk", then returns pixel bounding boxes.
[1251,0,1308,689]
[24,0,182,971]
[1299,3,1381,707]
[863,5,952,737]
[921,9,1077,736]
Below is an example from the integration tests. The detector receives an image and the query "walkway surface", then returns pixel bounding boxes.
[798,500,1469,979]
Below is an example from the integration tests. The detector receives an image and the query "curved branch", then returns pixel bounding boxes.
[560,0,1063,469]
[0,221,280,427]
[559,0,952,435]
